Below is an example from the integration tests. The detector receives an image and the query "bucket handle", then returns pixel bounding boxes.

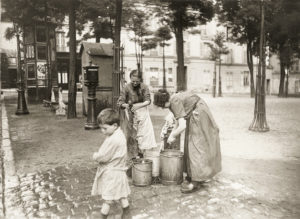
[133,165,152,173]
[161,154,183,158]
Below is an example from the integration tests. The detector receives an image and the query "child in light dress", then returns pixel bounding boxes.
[160,112,179,150]
[91,108,131,219]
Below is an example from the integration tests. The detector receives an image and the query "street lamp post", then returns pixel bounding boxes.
[15,24,29,115]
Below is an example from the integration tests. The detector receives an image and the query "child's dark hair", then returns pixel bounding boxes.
[129,69,141,79]
[97,108,120,126]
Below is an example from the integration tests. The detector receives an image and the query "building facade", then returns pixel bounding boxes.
[0,13,17,89]
[121,19,259,95]
[1,7,299,97]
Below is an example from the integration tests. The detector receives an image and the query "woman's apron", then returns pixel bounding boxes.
[133,106,157,151]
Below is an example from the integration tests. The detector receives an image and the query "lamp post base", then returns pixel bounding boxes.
[15,89,29,115]
[84,123,99,130]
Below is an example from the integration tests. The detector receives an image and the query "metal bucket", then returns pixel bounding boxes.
[132,158,152,186]
[160,150,183,185]
[144,148,160,177]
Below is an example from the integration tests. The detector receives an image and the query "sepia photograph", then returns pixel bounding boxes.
[0,0,299,218]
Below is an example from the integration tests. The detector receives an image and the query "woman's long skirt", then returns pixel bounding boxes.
[184,101,222,181]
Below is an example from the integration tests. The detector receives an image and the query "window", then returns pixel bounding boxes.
[27,64,35,79]
[150,76,159,86]
[24,27,34,44]
[58,66,68,84]
[291,60,300,72]
[203,70,210,85]
[185,42,190,57]
[150,49,158,56]
[295,80,300,93]
[226,49,233,63]
[37,46,47,60]
[1,7,11,22]
[243,50,247,64]
[150,67,159,72]
[242,71,249,86]
[167,68,173,83]
[26,45,35,59]
[8,58,16,65]
[200,43,210,58]
[226,72,233,88]
[36,26,46,42]
[56,32,66,52]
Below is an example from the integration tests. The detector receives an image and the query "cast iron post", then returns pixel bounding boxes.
[15,24,29,115]
[84,65,99,130]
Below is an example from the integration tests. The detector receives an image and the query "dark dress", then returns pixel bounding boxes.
[117,82,155,157]
[169,92,222,181]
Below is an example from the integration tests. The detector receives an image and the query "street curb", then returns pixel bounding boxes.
[1,96,27,218]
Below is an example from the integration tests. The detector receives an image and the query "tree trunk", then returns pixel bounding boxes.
[285,69,289,97]
[162,44,166,90]
[112,0,122,110]
[213,60,216,98]
[95,36,100,43]
[218,57,222,97]
[247,41,255,97]
[278,45,285,97]
[45,2,52,101]
[139,38,143,80]
[249,1,269,132]
[175,15,185,92]
[67,0,77,119]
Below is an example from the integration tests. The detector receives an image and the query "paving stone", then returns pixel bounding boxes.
[132,198,149,209]
[72,203,92,215]
[269,209,286,218]
[206,213,218,218]
[142,190,156,198]
[130,192,143,200]
[154,186,172,195]
[207,198,221,205]
[206,205,221,213]
[146,196,159,204]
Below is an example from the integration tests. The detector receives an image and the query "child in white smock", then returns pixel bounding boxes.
[91,108,131,219]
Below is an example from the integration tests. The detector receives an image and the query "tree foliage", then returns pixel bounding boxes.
[267,0,300,97]
[148,0,214,91]
[154,26,172,47]
[206,32,228,61]
[79,0,115,42]
[206,32,229,97]
[125,7,155,77]
[216,0,261,97]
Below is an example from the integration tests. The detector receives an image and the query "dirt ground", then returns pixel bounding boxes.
[3,91,300,216]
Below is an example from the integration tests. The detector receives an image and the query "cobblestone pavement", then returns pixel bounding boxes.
[7,165,298,219]
[1,91,300,218]
[0,105,4,218]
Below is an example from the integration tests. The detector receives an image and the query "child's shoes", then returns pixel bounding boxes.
[122,206,132,219]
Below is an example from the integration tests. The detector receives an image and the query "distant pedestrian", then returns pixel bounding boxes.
[91,108,131,219]
[165,91,222,193]
[118,70,157,158]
